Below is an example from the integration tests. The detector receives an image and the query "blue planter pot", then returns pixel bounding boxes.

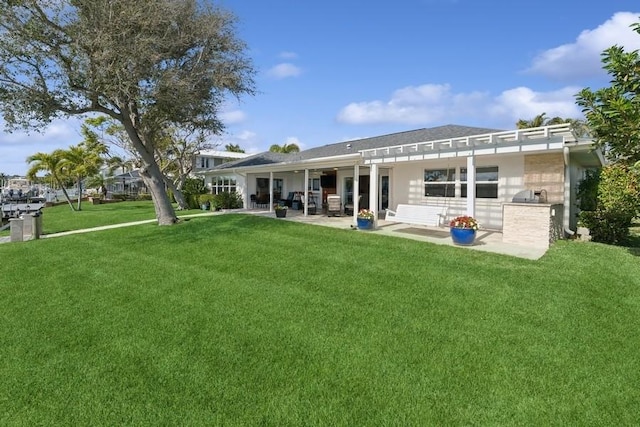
[450,227,476,245]
[357,218,373,230]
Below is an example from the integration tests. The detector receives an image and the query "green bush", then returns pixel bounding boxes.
[577,164,640,245]
[136,193,152,201]
[576,169,600,211]
[598,164,640,215]
[578,209,634,245]
[212,191,243,210]
[181,177,207,209]
[198,194,215,209]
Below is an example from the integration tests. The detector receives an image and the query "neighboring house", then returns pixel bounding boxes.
[110,170,148,196]
[197,123,604,233]
[194,149,250,194]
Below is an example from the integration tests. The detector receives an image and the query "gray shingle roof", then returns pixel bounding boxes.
[210,124,504,171]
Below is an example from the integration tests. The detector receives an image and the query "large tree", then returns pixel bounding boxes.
[26,150,76,210]
[576,20,640,165]
[0,0,255,225]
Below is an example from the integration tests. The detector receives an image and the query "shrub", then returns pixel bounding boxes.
[198,194,215,208]
[576,169,600,211]
[597,164,640,215]
[212,191,243,210]
[136,193,152,201]
[181,177,206,209]
[578,209,633,245]
[577,164,640,245]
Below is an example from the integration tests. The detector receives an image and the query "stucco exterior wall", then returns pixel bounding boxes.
[388,154,529,230]
[523,153,565,203]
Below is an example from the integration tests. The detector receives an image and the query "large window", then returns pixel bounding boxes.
[461,166,498,198]
[424,168,455,197]
[211,176,237,194]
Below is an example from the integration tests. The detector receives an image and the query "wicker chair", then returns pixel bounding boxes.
[326,194,341,216]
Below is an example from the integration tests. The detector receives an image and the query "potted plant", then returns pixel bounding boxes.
[449,215,479,245]
[356,208,375,230]
[275,204,288,218]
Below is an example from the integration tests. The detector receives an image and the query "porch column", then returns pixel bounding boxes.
[269,171,274,212]
[353,164,359,222]
[304,169,309,216]
[370,163,379,227]
[563,146,571,232]
[466,156,476,218]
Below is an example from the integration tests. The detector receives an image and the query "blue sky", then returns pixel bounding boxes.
[1,0,640,175]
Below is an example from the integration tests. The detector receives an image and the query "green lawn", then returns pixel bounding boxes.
[1,211,639,425]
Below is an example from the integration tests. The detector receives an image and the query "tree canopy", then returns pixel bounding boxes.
[576,20,640,165]
[0,0,255,224]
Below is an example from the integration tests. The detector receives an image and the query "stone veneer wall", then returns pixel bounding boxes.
[523,153,564,203]
[502,203,564,248]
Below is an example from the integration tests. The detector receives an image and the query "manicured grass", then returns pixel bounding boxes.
[1,214,639,425]
[38,200,202,234]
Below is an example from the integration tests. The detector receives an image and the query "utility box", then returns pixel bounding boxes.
[11,211,43,241]
[9,218,24,242]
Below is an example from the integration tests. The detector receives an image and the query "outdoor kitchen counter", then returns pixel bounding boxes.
[502,202,564,249]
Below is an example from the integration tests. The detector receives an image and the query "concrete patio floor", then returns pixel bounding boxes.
[249,208,549,260]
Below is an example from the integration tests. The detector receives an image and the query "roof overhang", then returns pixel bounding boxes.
[359,124,582,165]
[198,153,362,175]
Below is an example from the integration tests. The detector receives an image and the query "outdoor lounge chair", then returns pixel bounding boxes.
[326,194,341,216]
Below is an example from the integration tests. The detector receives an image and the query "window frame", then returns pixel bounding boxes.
[424,168,456,198]
[460,166,499,199]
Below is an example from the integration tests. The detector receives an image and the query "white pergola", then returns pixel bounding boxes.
[358,124,583,229]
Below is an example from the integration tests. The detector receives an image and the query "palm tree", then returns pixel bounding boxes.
[26,150,76,211]
[516,113,564,129]
[60,144,103,210]
[225,143,245,153]
[517,113,589,137]
[269,143,300,153]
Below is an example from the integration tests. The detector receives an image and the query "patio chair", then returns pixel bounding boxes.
[326,194,341,216]
[344,195,362,216]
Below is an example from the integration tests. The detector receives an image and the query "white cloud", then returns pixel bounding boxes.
[337,84,489,125]
[267,63,302,79]
[0,118,83,175]
[279,51,298,59]
[337,83,583,129]
[220,109,247,124]
[489,86,583,123]
[526,11,640,80]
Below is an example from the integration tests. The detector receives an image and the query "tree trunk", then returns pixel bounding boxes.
[76,179,83,211]
[164,177,188,210]
[56,178,76,211]
[120,114,178,225]
[140,162,177,225]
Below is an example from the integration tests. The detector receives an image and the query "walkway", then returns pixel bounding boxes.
[1,210,547,260]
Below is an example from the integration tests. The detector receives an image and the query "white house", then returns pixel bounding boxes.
[197,124,603,237]
[195,149,250,194]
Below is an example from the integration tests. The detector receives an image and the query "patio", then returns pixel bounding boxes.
[247,207,548,260]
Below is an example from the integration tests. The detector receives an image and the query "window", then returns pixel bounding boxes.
[309,178,320,191]
[424,168,455,197]
[460,166,498,198]
[211,176,236,194]
[273,178,283,200]
[198,157,210,168]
